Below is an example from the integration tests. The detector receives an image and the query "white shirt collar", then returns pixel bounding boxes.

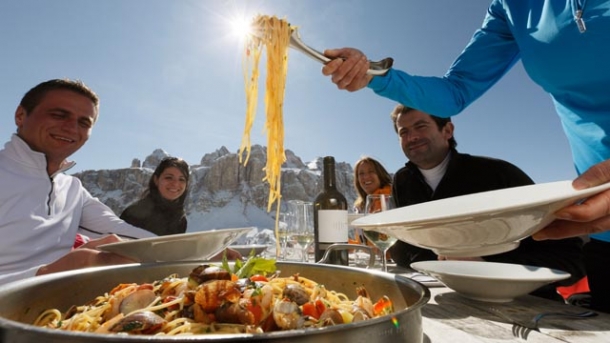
[418,152,451,191]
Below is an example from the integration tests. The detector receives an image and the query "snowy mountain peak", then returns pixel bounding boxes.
[74,147,356,232]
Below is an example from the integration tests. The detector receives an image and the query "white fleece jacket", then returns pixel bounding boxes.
[0,134,156,285]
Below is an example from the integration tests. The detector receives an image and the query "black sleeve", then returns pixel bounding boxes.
[119,204,145,229]
[483,237,586,286]
[389,240,438,268]
[180,217,188,233]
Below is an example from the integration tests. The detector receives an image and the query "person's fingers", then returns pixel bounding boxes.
[533,216,610,240]
[537,166,610,240]
[321,48,371,91]
[321,49,346,76]
[96,251,137,265]
[321,58,343,76]
[572,159,610,190]
[37,249,135,276]
[80,234,122,249]
[555,190,610,221]
[323,48,344,59]
[345,68,373,92]
[333,55,368,90]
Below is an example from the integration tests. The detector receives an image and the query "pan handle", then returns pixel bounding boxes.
[317,243,376,269]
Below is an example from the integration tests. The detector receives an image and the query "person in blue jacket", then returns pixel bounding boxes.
[321,0,610,312]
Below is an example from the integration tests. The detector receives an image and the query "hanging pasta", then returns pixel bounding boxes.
[240,15,291,256]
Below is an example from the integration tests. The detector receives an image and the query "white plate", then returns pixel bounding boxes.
[411,261,570,302]
[98,227,252,263]
[230,244,268,256]
[348,213,364,225]
[352,180,610,257]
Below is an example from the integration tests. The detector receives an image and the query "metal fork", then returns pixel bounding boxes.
[490,308,597,339]
[530,310,598,329]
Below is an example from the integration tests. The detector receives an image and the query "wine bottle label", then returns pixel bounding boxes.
[317,210,348,242]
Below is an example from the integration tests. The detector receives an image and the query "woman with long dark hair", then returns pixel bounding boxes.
[121,157,190,236]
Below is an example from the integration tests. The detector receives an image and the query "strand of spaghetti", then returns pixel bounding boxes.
[164,317,196,335]
[239,33,262,165]
[241,15,291,257]
[138,296,174,313]
[33,309,62,327]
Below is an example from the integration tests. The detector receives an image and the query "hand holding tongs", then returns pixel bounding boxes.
[289,27,393,76]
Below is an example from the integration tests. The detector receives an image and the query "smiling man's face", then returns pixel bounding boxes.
[396,109,453,170]
[15,89,98,175]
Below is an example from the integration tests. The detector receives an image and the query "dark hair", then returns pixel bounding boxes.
[353,156,393,212]
[390,104,457,149]
[19,79,99,114]
[143,157,191,207]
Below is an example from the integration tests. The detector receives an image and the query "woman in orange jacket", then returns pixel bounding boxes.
[353,156,392,213]
[351,157,393,251]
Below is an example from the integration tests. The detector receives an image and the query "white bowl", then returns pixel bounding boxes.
[411,261,571,302]
[348,213,364,225]
[98,227,252,262]
[352,180,610,257]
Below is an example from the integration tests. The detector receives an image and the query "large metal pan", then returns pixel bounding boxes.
[0,262,429,342]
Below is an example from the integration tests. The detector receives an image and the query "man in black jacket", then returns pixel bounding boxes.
[388,104,585,301]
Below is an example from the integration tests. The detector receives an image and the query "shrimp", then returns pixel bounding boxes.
[215,302,256,325]
[194,280,241,312]
[244,284,275,313]
[353,295,374,318]
[272,299,304,330]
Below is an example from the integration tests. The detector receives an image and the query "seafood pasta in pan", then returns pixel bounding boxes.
[33,258,395,336]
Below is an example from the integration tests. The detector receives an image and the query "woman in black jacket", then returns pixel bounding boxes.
[121,157,190,236]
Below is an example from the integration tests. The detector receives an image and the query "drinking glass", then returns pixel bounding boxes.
[287,200,314,262]
[276,212,290,260]
[363,194,397,272]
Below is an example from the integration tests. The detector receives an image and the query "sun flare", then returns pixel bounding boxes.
[230,16,253,39]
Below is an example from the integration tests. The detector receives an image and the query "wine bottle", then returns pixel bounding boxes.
[314,156,349,265]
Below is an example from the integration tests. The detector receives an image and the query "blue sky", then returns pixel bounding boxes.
[0,0,577,183]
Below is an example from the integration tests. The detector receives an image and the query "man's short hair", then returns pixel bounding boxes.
[19,79,99,114]
[390,104,457,149]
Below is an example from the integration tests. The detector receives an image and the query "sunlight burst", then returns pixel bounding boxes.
[229,15,253,39]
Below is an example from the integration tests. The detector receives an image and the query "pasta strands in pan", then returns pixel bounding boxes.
[33,266,395,336]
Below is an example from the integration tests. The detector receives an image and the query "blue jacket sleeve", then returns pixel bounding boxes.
[368,0,521,117]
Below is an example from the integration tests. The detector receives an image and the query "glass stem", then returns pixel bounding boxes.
[280,240,287,260]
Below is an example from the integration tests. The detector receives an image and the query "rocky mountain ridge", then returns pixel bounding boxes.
[74,145,357,232]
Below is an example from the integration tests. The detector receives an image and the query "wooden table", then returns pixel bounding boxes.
[419,286,610,342]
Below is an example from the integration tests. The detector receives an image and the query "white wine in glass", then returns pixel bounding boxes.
[363,194,397,272]
[287,200,314,262]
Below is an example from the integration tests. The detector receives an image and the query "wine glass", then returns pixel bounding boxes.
[363,194,397,272]
[287,200,314,262]
[276,212,290,260]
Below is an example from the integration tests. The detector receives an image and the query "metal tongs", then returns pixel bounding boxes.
[289,27,393,76]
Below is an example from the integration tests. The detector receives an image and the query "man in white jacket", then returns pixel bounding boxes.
[0,79,156,286]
